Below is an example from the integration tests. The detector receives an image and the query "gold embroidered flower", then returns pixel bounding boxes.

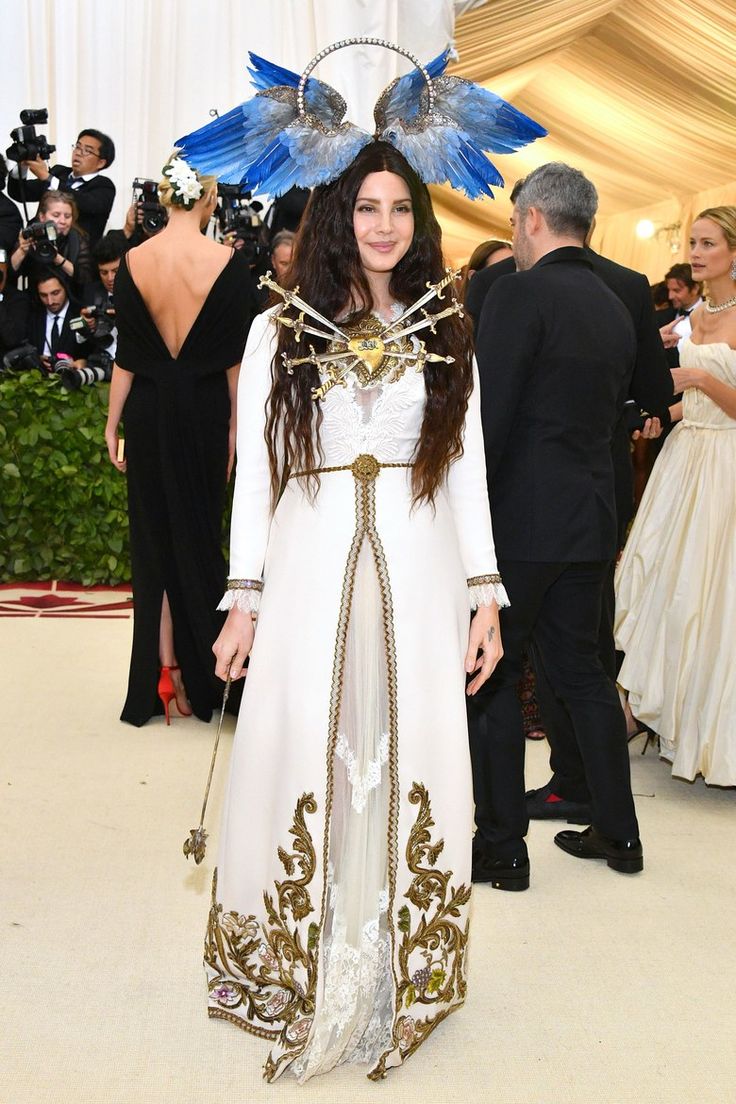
[221,912,259,945]
[263,989,291,1018]
[285,1016,313,1044]
[397,1015,416,1051]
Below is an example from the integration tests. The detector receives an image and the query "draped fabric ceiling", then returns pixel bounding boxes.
[434,0,736,279]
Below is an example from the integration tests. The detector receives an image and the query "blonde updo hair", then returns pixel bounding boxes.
[158,149,217,209]
[694,206,736,252]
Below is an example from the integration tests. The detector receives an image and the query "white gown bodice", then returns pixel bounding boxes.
[680,340,736,430]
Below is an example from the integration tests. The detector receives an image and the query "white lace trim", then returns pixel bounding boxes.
[292,897,393,1081]
[469,581,510,610]
[335,731,389,813]
[216,588,261,614]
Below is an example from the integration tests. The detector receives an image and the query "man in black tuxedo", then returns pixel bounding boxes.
[9,129,116,245]
[27,270,89,366]
[466,206,673,826]
[469,163,643,890]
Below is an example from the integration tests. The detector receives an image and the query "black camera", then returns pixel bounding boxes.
[2,341,44,374]
[57,349,113,390]
[132,178,167,234]
[21,219,58,263]
[6,109,56,164]
[215,184,267,267]
[70,302,115,344]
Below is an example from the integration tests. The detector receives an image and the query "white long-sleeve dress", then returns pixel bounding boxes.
[207,307,507,1081]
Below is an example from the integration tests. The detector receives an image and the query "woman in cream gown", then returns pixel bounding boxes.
[615,206,736,786]
[208,142,507,1081]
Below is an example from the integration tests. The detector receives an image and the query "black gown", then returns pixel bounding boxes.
[114,250,254,725]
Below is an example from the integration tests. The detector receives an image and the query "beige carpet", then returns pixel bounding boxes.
[1,616,735,1104]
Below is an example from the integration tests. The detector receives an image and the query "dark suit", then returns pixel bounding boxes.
[28,297,88,360]
[466,249,674,806]
[0,287,30,358]
[468,247,639,861]
[0,192,23,254]
[9,166,115,244]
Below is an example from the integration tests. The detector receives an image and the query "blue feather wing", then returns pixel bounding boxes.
[374,48,451,129]
[435,78,547,152]
[247,52,345,124]
[177,96,296,185]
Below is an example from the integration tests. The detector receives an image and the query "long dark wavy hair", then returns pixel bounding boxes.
[265,140,474,508]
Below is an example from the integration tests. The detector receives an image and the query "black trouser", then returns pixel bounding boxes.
[467,560,639,862]
[531,559,619,804]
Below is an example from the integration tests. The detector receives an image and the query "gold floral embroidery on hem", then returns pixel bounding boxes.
[205,794,319,1079]
[369,782,471,1079]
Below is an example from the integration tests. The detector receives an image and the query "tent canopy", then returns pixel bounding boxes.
[434,0,736,278]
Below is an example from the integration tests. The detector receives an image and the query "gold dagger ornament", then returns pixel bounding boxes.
[259,268,463,400]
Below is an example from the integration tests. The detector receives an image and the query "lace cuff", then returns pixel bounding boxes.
[217,578,263,614]
[467,574,510,610]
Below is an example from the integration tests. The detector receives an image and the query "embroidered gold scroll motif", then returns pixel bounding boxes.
[206,793,319,1078]
[369,782,471,1080]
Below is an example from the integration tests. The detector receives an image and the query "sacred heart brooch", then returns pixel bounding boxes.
[258,269,463,400]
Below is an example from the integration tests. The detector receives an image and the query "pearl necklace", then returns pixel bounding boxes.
[705,295,736,313]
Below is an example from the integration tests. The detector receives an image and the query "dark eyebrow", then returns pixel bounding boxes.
[356,196,412,203]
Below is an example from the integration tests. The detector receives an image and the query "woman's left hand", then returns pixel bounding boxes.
[671,366,705,392]
[465,601,503,695]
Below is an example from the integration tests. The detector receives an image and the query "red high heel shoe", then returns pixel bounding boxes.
[158,665,193,724]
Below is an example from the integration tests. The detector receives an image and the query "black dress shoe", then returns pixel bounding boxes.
[472,854,530,891]
[526,780,592,824]
[554,826,643,873]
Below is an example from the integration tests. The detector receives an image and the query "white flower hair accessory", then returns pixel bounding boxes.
[161,155,204,208]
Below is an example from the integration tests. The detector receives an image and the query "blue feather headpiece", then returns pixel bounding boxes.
[177,38,547,200]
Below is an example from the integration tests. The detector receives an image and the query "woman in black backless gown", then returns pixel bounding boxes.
[105,156,254,725]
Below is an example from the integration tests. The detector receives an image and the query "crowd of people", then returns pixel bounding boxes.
[0,131,295,389]
[3,71,735,1083]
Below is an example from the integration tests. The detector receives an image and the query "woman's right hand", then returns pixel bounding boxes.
[104,420,126,472]
[213,607,255,681]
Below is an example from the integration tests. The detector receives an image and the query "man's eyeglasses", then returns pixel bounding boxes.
[71,143,101,158]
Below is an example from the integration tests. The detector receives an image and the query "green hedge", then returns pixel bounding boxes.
[0,371,130,585]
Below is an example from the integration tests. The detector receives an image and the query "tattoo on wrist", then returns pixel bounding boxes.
[487,626,495,643]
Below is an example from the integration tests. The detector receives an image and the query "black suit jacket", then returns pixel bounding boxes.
[28,298,89,360]
[0,287,30,357]
[9,166,115,244]
[476,247,636,563]
[0,192,23,253]
[467,248,674,540]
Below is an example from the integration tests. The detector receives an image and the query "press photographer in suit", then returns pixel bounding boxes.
[9,129,116,245]
[469,163,643,891]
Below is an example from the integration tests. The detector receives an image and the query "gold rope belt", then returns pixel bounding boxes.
[289,453,414,483]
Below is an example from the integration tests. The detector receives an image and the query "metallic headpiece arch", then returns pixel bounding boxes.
[177,38,547,199]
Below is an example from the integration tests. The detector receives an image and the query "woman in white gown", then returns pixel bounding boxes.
[615,206,736,786]
[208,141,507,1081]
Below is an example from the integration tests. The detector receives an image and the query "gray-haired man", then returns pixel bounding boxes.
[468,163,643,890]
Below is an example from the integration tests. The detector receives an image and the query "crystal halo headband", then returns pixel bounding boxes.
[296,38,435,117]
[176,38,547,199]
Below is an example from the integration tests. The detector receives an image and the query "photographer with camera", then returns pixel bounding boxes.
[10,190,92,296]
[21,269,92,379]
[77,234,123,365]
[8,123,116,245]
[106,179,168,253]
[0,155,23,254]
